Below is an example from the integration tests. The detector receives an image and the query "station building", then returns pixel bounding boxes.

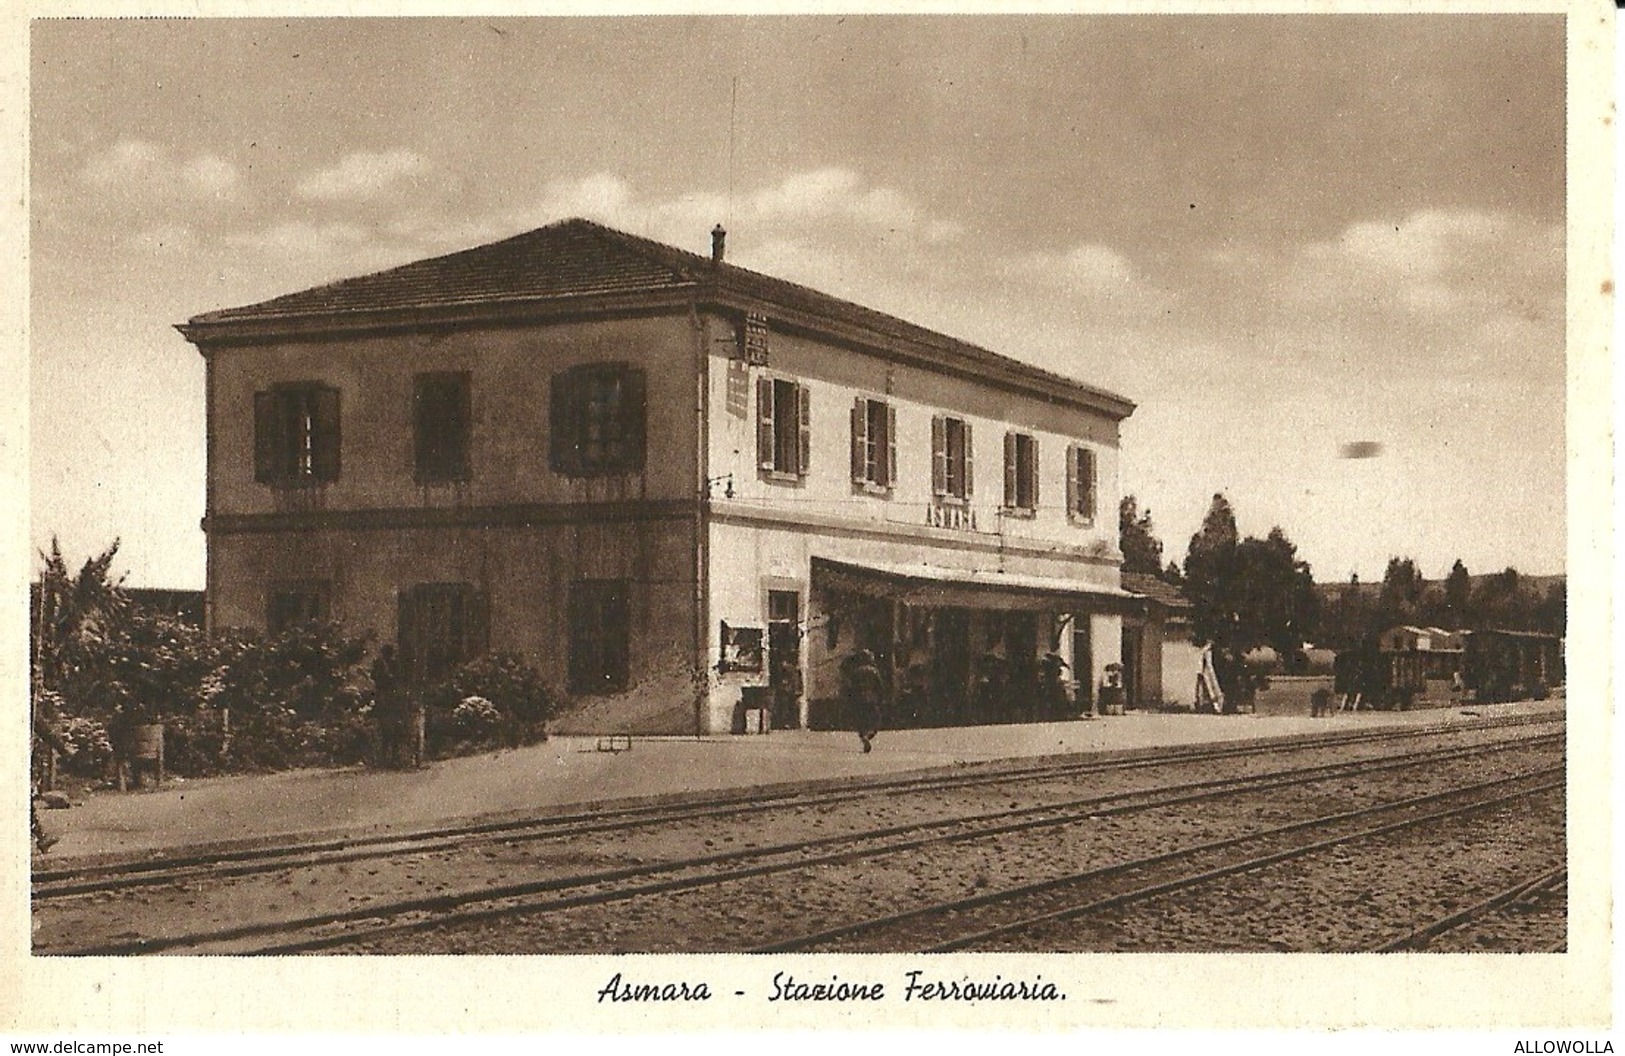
[179,218,1141,735]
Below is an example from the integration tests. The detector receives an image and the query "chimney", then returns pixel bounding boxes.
[711,224,726,265]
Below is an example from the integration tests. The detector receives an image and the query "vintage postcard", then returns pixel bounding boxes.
[3,0,1614,1040]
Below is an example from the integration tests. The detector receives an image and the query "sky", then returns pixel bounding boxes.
[28,15,1571,589]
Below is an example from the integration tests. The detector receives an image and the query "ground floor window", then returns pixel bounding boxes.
[398,582,488,682]
[569,580,630,694]
[267,580,330,635]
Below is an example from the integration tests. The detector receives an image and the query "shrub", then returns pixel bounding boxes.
[422,653,554,757]
[54,714,114,779]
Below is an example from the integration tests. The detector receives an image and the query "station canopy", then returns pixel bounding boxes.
[810,556,1145,615]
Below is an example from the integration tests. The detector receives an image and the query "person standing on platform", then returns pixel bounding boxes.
[371,645,404,768]
[844,649,886,753]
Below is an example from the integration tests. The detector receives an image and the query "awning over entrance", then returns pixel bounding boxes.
[811,556,1146,616]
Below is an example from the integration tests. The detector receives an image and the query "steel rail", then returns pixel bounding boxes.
[754,766,1564,953]
[1370,867,1567,952]
[34,711,1562,900]
[41,732,1560,955]
[923,774,1563,953]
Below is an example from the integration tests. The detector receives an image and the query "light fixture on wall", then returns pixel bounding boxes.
[707,473,735,499]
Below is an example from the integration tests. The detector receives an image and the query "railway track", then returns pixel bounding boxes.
[34,711,1560,902]
[1372,866,1567,952]
[758,767,1563,953]
[39,723,1561,956]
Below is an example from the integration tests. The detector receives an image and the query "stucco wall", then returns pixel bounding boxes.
[207,314,701,518]
[211,518,700,735]
[703,315,1123,562]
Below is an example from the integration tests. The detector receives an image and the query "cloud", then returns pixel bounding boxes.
[746,167,963,242]
[297,150,431,201]
[1004,244,1139,290]
[224,220,373,257]
[1298,209,1563,320]
[79,139,240,201]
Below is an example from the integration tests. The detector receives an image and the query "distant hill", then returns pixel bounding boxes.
[1316,573,1565,604]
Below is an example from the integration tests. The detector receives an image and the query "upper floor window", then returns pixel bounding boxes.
[850,397,896,492]
[550,364,647,476]
[569,579,630,694]
[1004,432,1039,513]
[757,377,810,479]
[398,582,488,682]
[1067,444,1099,525]
[254,383,340,485]
[932,415,974,501]
[414,372,472,483]
[267,580,331,636]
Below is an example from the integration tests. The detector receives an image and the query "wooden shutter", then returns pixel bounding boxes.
[851,397,868,483]
[312,385,341,482]
[454,376,472,477]
[622,368,647,471]
[604,585,630,691]
[549,371,575,474]
[1081,446,1097,522]
[254,390,281,483]
[757,377,776,470]
[1067,445,1080,519]
[1003,432,1017,507]
[1027,436,1039,509]
[931,415,947,495]
[885,403,897,488]
[962,420,974,498]
[797,383,811,477]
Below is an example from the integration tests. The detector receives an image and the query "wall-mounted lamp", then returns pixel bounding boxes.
[707,473,735,499]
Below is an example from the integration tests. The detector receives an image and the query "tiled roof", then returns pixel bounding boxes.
[1121,572,1192,611]
[183,218,1134,418]
[190,219,697,323]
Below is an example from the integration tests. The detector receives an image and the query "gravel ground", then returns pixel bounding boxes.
[308,738,1562,955]
[35,723,1551,954]
[1421,872,1567,953]
[988,789,1565,953]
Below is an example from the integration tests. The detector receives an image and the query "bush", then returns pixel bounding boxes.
[423,653,554,758]
[55,715,114,779]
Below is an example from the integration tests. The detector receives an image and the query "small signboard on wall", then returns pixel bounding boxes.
[719,622,765,673]
[741,312,770,366]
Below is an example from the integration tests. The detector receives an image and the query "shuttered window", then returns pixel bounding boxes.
[756,377,811,478]
[414,372,472,482]
[254,383,341,485]
[549,364,647,476]
[267,580,331,636]
[1003,432,1038,512]
[397,583,490,682]
[933,415,973,500]
[568,580,630,694]
[850,397,895,490]
[1067,444,1098,525]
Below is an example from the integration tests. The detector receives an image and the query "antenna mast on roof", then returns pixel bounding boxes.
[727,75,738,230]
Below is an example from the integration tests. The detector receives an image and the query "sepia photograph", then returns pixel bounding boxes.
[11,4,1613,1036]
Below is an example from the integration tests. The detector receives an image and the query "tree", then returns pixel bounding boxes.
[1118,495,1165,577]
[1444,559,1471,623]
[33,537,130,693]
[1229,528,1319,660]
[1535,581,1567,638]
[1377,556,1425,626]
[1182,493,1240,652]
[1180,495,1317,703]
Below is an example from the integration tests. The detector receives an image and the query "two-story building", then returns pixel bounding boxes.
[179,218,1139,735]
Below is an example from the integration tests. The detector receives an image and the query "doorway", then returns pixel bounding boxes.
[1073,623,1093,713]
[767,590,802,730]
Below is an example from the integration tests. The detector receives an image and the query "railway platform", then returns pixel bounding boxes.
[35,697,1563,866]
